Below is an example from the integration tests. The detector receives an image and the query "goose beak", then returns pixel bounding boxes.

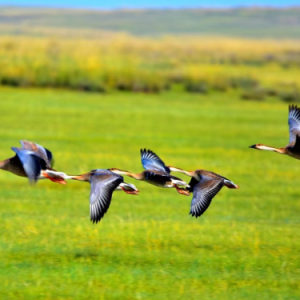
[249,144,257,149]
[71,175,84,180]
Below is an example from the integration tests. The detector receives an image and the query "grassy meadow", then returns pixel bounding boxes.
[1,6,300,298]
[0,88,300,299]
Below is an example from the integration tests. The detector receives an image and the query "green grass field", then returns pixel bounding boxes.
[0,88,299,299]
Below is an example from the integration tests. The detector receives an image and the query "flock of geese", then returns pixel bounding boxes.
[1,104,300,223]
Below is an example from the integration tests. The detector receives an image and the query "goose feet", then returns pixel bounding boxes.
[42,171,67,185]
[174,184,190,196]
[120,187,139,195]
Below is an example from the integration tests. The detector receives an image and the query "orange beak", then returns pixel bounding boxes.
[71,175,85,181]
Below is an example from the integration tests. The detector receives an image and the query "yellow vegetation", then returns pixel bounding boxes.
[0,34,300,95]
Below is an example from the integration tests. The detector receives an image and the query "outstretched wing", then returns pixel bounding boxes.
[190,175,224,218]
[20,140,54,168]
[288,105,300,144]
[89,170,123,223]
[11,147,43,183]
[140,149,170,173]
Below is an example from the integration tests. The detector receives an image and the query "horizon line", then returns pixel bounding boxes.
[1,3,300,10]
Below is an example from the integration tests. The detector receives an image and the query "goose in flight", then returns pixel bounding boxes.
[169,166,239,217]
[109,149,190,195]
[250,105,300,160]
[0,140,67,184]
[68,169,139,223]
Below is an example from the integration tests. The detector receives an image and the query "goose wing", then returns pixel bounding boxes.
[190,175,224,218]
[89,170,123,223]
[11,147,44,183]
[20,140,54,168]
[288,105,300,144]
[141,149,170,173]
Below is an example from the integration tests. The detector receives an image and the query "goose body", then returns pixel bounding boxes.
[68,169,139,223]
[0,140,67,184]
[250,105,300,160]
[109,149,190,195]
[169,166,239,217]
[0,155,27,177]
[109,168,189,194]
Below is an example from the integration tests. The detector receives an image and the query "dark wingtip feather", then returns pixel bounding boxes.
[91,213,102,224]
[190,207,203,218]
[189,210,199,218]
[141,148,156,157]
[141,149,160,160]
[289,104,300,115]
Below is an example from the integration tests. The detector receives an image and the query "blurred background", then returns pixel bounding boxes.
[1,1,300,300]
[0,1,299,98]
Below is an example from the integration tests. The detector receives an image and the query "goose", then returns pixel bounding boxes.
[67,169,139,223]
[0,140,67,184]
[168,166,239,217]
[109,149,190,196]
[250,105,300,160]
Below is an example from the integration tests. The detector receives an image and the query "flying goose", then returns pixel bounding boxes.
[109,149,190,195]
[250,105,300,160]
[68,169,139,223]
[0,140,67,184]
[169,166,239,217]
